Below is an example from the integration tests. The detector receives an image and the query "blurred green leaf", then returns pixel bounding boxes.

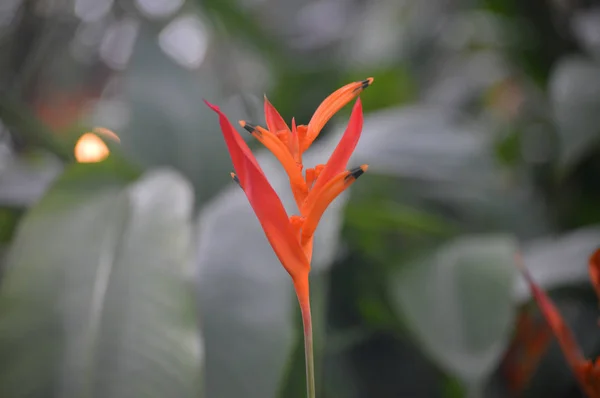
[549,56,600,171]
[0,167,202,398]
[344,106,549,238]
[110,27,232,205]
[389,234,518,387]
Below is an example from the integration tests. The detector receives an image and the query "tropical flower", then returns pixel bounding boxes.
[205,78,373,397]
[518,249,600,397]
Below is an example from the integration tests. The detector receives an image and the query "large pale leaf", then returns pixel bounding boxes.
[549,56,600,170]
[94,27,232,205]
[0,167,202,398]
[389,235,518,386]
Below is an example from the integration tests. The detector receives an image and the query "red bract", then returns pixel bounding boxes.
[205,78,371,298]
[518,249,600,397]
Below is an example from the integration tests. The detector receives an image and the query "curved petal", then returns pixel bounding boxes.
[301,165,368,243]
[303,78,372,151]
[310,98,363,195]
[240,122,307,208]
[264,95,290,134]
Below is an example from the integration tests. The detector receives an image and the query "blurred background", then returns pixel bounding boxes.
[1,0,600,397]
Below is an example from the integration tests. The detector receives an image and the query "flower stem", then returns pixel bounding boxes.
[301,300,315,398]
[295,275,316,398]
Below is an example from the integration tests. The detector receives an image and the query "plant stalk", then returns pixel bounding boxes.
[301,300,315,398]
[296,276,315,398]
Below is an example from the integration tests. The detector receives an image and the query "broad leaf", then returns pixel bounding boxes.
[389,234,518,386]
[549,56,600,170]
[0,167,202,398]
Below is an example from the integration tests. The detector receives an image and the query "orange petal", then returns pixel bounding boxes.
[290,117,300,163]
[303,78,373,151]
[240,121,308,206]
[297,124,308,144]
[205,100,264,184]
[310,98,363,195]
[264,95,290,134]
[301,165,368,243]
[516,254,587,386]
[241,155,310,280]
[207,102,310,280]
[305,168,317,190]
[289,215,305,240]
[589,249,600,302]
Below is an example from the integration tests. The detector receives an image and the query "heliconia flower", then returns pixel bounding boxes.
[517,249,600,398]
[205,78,373,398]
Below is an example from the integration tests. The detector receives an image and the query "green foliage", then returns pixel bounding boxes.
[0,165,201,398]
[390,235,518,387]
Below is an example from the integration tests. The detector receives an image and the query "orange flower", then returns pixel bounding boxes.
[205,78,372,396]
[517,249,600,397]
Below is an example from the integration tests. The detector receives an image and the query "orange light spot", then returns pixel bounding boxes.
[74,133,110,163]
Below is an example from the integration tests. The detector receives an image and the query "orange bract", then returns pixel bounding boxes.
[518,249,600,398]
[205,78,373,306]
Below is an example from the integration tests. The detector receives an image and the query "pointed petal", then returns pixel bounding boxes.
[303,78,373,151]
[310,98,363,194]
[205,100,263,183]
[240,121,308,206]
[207,101,310,279]
[516,255,586,375]
[264,95,290,133]
[301,165,368,243]
[589,249,600,302]
[241,155,310,279]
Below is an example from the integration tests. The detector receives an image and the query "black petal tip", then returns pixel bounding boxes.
[346,166,365,181]
[242,122,256,133]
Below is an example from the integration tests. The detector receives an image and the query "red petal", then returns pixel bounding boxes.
[264,95,290,133]
[310,98,363,195]
[589,248,600,301]
[204,100,263,182]
[240,155,310,279]
[206,100,310,279]
[517,255,586,378]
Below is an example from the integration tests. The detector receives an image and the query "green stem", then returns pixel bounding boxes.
[295,275,315,398]
[301,300,315,398]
